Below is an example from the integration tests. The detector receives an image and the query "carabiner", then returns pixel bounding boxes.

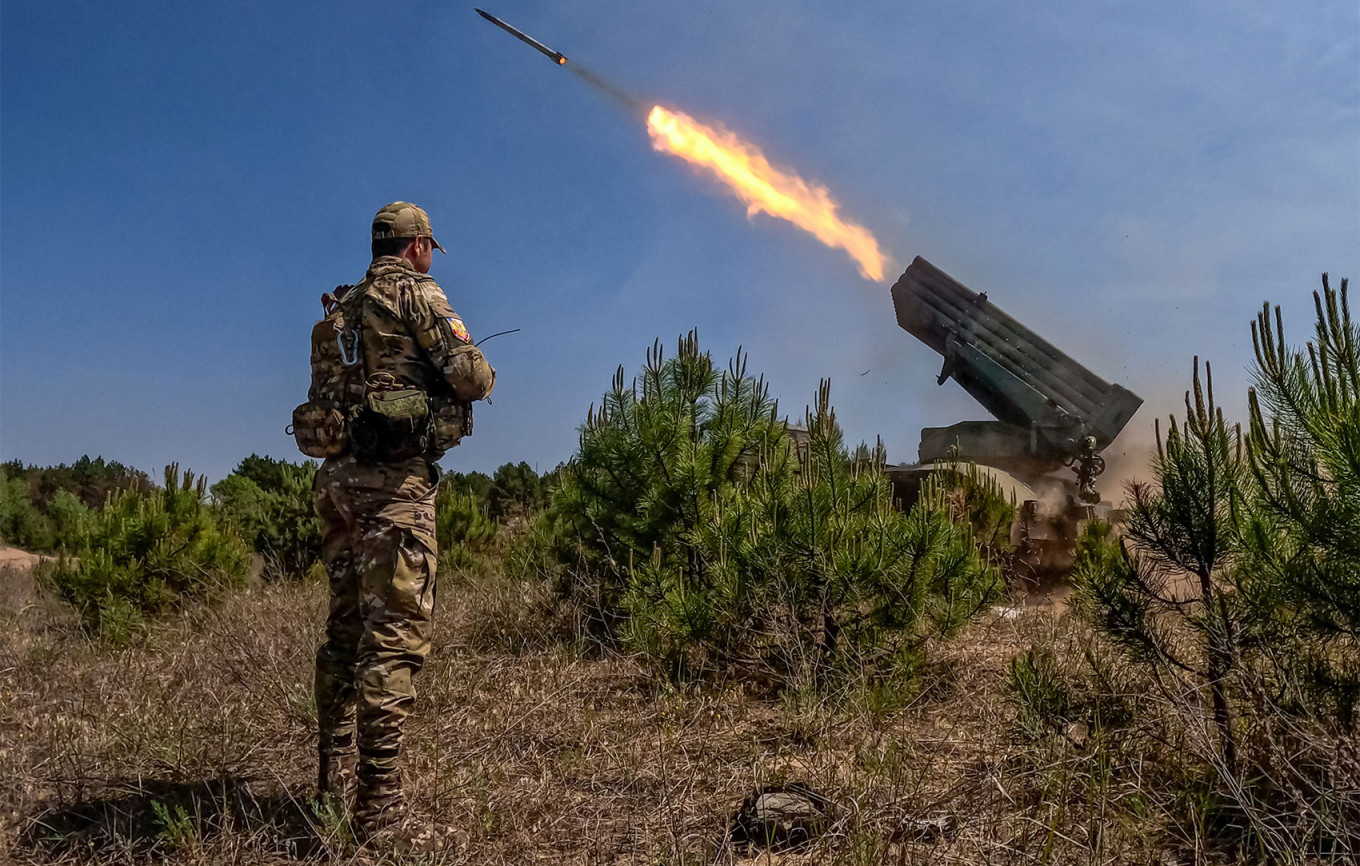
[337,330,361,367]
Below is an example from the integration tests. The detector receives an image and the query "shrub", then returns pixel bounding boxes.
[211,456,321,582]
[224,454,295,492]
[434,484,498,574]
[534,333,1002,690]
[540,333,787,641]
[44,489,92,549]
[444,470,493,504]
[1075,276,1360,733]
[487,461,546,521]
[40,465,250,641]
[934,462,1018,572]
[503,494,590,603]
[0,469,55,551]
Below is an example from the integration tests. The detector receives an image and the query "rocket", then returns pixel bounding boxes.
[475,9,567,66]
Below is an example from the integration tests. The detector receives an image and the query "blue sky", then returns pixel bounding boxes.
[2,1,1357,482]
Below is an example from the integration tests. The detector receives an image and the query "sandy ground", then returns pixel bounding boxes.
[0,545,44,570]
[0,545,44,615]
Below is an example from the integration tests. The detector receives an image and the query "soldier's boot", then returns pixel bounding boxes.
[356,808,458,855]
[354,769,456,854]
[354,761,402,840]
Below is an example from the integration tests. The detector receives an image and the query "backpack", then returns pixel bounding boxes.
[290,285,368,459]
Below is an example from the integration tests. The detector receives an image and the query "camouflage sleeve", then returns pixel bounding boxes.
[408,279,496,401]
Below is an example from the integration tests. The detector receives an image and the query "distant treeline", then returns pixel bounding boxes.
[2,453,559,643]
[0,453,555,558]
[1,456,152,552]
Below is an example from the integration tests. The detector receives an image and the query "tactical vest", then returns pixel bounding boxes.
[291,281,471,461]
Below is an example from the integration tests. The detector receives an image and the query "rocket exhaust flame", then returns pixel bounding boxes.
[472,11,890,280]
[646,105,891,282]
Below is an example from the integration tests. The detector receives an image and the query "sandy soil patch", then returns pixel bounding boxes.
[0,545,47,617]
[0,544,45,570]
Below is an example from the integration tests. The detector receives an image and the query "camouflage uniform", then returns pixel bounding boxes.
[313,203,495,833]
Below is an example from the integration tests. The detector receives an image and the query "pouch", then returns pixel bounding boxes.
[365,389,428,421]
[291,400,349,458]
[430,398,473,454]
[350,389,431,462]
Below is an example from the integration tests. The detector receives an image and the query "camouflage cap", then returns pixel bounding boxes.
[372,202,447,253]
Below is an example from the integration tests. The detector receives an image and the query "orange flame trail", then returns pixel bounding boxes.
[646,105,890,282]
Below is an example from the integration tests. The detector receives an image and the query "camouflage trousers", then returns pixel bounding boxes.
[314,455,438,825]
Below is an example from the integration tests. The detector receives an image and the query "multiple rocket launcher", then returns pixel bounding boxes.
[891,257,1143,498]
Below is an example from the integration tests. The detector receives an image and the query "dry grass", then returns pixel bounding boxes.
[1,555,1353,865]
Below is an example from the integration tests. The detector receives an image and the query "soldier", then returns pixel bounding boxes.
[299,202,495,852]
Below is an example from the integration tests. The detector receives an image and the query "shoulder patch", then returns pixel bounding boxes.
[447,316,471,343]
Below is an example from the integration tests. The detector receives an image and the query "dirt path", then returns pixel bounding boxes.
[0,545,45,570]
[0,544,45,614]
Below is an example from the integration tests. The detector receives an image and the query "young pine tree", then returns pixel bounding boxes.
[546,334,1001,690]
[42,465,250,641]
[1240,274,1360,723]
[1075,273,1360,766]
[1074,358,1245,771]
